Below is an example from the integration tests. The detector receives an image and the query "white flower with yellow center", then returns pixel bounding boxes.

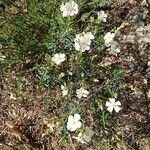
[106,98,121,113]
[76,87,89,99]
[97,10,107,22]
[104,32,115,47]
[60,0,78,17]
[51,53,66,65]
[67,113,82,131]
[74,32,94,52]
[61,84,68,97]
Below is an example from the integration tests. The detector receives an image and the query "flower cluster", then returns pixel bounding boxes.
[74,32,94,52]
[66,98,122,133]
[51,32,94,66]
[58,1,123,141]
[60,0,78,17]
[60,85,89,99]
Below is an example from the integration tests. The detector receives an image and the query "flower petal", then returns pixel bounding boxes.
[68,115,74,122]
[107,106,114,113]
[105,101,111,107]
[115,101,121,106]
[87,32,94,39]
[67,122,71,131]
[114,106,121,113]
[75,121,82,129]
[70,126,76,131]
[109,98,116,104]
[74,113,81,121]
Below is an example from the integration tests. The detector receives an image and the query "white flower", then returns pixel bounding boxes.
[109,41,121,56]
[52,53,66,65]
[97,10,107,22]
[60,0,78,17]
[76,87,89,99]
[73,127,94,144]
[82,127,94,143]
[74,32,94,52]
[105,98,121,113]
[67,113,82,131]
[104,32,115,47]
[61,84,68,97]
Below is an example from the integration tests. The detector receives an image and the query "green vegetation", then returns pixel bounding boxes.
[1,0,149,149]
